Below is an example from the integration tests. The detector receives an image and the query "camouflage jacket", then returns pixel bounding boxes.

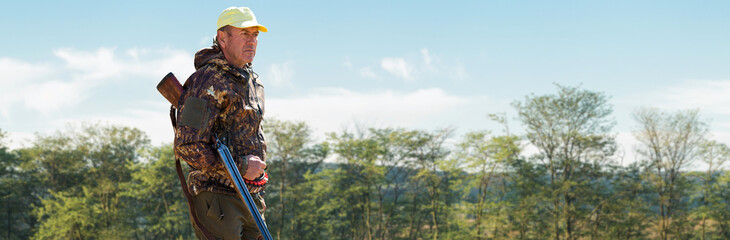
[174,45,266,196]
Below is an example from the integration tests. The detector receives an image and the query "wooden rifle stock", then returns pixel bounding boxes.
[157,72,182,107]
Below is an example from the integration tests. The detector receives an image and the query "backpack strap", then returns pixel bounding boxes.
[170,105,215,240]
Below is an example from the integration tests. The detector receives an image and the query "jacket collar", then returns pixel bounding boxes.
[193,45,254,79]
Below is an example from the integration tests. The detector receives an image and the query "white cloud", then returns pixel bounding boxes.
[54,47,122,81]
[381,57,414,81]
[54,47,193,82]
[267,88,469,138]
[1,47,195,149]
[0,58,55,86]
[5,100,174,149]
[0,58,56,117]
[0,47,194,118]
[343,57,353,69]
[341,49,466,82]
[25,81,87,114]
[369,48,468,82]
[659,80,730,115]
[451,62,469,81]
[266,62,294,87]
[359,67,379,79]
[615,79,730,133]
[32,100,174,148]
[421,48,437,72]
[619,80,730,116]
[421,48,432,66]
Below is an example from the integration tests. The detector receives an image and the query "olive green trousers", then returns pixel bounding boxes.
[190,191,266,240]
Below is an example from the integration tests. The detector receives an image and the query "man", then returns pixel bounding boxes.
[174,6,269,240]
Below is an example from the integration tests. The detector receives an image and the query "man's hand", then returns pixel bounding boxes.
[239,154,266,180]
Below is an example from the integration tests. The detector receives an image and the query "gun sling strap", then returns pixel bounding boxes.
[170,106,216,240]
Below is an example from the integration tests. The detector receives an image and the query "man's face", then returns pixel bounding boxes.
[219,26,259,68]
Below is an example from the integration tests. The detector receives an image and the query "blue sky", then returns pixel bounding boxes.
[2,1,729,168]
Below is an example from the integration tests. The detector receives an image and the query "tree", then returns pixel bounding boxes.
[290,167,355,239]
[694,140,730,240]
[29,124,150,239]
[513,84,617,240]
[19,131,88,195]
[716,170,730,238]
[601,162,652,240]
[0,129,37,239]
[457,118,521,239]
[328,128,385,240]
[409,128,454,240]
[505,156,550,239]
[633,108,708,240]
[369,128,423,240]
[263,119,327,240]
[318,127,456,240]
[13,130,91,239]
[122,143,195,239]
[32,190,94,240]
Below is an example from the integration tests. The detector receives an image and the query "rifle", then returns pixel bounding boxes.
[156,72,183,107]
[157,72,272,240]
[214,137,273,240]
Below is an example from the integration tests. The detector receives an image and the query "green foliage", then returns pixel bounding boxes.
[601,163,653,239]
[32,190,94,240]
[1,130,38,239]
[121,144,195,239]
[263,119,327,240]
[456,129,521,239]
[513,84,617,240]
[8,124,151,240]
[715,170,730,239]
[634,108,709,240]
[2,86,729,240]
[689,141,730,240]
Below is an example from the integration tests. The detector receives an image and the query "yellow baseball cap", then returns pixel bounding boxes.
[217,7,268,32]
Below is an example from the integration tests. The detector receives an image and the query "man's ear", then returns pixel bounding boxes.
[216,30,226,47]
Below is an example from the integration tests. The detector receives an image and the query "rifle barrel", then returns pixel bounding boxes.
[215,139,273,240]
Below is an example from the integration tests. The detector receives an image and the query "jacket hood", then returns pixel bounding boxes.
[194,45,226,70]
[193,45,255,80]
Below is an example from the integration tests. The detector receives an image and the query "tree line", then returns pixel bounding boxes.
[1,85,729,239]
